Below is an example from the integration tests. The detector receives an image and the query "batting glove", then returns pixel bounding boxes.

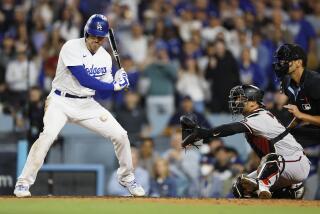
[113,72,130,91]
[115,68,127,81]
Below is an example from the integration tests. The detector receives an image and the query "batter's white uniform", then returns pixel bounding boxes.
[17,38,135,186]
[240,108,310,189]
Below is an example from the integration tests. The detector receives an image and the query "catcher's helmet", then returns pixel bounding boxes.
[229,85,264,115]
[84,14,109,38]
[272,43,307,79]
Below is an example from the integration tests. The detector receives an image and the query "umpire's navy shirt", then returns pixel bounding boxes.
[283,69,320,145]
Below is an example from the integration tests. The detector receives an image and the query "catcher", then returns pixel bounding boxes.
[181,84,310,199]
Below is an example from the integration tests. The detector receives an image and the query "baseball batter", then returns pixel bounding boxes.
[14,14,145,197]
[181,85,310,199]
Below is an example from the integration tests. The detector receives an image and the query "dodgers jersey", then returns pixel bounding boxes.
[240,108,303,157]
[52,38,113,96]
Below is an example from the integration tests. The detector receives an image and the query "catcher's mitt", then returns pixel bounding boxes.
[180,113,212,148]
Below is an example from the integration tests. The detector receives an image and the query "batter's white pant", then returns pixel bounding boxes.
[248,151,310,190]
[17,92,135,186]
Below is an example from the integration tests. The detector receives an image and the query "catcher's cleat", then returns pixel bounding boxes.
[14,184,31,197]
[258,189,272,199]
[119,179,145,197]
[240,175,259,195]
[257,180,272,199]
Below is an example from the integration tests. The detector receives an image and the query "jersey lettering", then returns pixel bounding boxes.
[84,64,107,77]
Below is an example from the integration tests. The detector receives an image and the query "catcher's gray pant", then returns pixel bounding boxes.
[248,151,310,190]
[16,92,135,186]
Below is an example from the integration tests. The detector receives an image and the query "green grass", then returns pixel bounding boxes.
[0,198,319,214]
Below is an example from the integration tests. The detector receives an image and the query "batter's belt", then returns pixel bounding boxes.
[54,89,92,99]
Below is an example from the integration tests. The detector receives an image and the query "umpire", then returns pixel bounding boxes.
[273,43,320,199]
[273,43,320,144]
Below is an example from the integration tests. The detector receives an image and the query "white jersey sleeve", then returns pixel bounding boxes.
[60,40,83,66]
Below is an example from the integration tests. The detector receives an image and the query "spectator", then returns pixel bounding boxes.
[142,44,177,135]
[31,0,54,28]
[164,95,211,136]
[24,86,45,147]
[201,15,226,45]
[238,47,264,88]
[188,154,215,198]
[225,147,244,177]
[138,138,160,176]
[149,158,177,197]
[176,57,209,113]
[162,130,200,196]
[179,40,202,64]
[121,23,148,67]
[108,147,150,196]
[161,26,181,62]
[205,39,240,113]
[0,35,14,106]
[219,0,243,21]
[306,1,320,62]
[189,146,233,198]
[115,91,151,146]
[176,6,201,43]
[266,0,289,22]
[0,0,15,35]
[250,31,270,90]
[31,14,48,54]
[53,5,82,41]
[252,1,269,29]
[286,3,316,52]
[40,26,65,92]
[5,43,38,112]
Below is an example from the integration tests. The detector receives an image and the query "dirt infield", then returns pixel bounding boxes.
[1,196,319,207]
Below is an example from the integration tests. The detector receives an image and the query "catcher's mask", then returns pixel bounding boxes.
[272,43,307,80]
[229,85,264,115]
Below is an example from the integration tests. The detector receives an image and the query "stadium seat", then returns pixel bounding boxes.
[0,114,14,132]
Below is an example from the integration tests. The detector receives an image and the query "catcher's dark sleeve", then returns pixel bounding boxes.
[198,122,250,140]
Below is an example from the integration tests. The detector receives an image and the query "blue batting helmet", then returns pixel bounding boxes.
[84,14,109,37]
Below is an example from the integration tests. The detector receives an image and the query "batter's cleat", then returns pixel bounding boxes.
[119,180,145,197]
[240,175,258,194]
[14,184,31,197]
[258,189,272,199]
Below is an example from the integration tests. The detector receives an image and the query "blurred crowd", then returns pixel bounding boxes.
[0,0,319,198]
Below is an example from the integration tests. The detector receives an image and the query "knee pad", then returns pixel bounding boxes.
[257,153,285,185]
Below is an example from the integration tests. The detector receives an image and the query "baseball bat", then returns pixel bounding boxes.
[108,28,121,68]
[108,28,128,91]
